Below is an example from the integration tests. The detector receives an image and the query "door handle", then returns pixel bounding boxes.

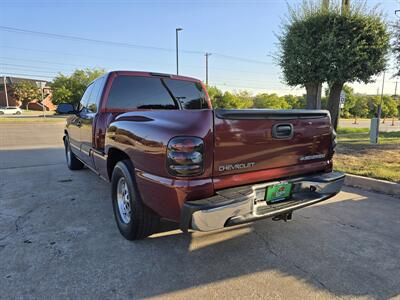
[272,124,293,139]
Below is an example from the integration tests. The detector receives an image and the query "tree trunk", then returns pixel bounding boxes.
[305,83,319,109]
[327,82,344,130]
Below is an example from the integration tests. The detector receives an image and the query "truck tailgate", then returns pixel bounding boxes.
[213,109,333,180]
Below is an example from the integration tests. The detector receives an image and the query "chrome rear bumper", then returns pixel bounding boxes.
[180,171,345,232]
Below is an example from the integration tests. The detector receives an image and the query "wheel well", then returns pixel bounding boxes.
[107,148,130,180]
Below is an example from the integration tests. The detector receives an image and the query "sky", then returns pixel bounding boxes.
[0,0,399,96]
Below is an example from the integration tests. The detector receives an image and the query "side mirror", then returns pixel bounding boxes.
[56,103,76,115]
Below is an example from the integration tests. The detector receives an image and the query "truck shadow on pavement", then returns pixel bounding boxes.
[137,189,400,299]
[0,148,399,299]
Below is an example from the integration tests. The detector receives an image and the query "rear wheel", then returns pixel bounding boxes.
[111,160,159,240]
[15,111,21,115]
[64,136,84,170]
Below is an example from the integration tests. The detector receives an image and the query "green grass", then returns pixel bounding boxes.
[335,129,400,183]
[337,127,369,134]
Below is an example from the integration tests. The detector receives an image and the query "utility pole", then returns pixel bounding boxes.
[205,52,211,86]
[175,28,183,75]
[3,76,9,107]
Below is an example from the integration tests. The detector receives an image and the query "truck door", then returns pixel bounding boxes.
[68,83,94,158]
[80,76,106,167]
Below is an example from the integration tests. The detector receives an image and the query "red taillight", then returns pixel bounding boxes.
[328,129,337,160]
[167,137,204,177]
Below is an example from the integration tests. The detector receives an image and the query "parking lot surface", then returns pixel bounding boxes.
[1,123,399,299]
[339,119,400,132]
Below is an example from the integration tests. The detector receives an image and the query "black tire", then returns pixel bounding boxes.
[111,159,160,240]
[64,136,84,170]
[15,111,21,115]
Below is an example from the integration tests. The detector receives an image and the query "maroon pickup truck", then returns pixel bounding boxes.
[60,71,344,240]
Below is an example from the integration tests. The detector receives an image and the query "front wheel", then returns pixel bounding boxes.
[64,136,84,170]
[111,160,159,240]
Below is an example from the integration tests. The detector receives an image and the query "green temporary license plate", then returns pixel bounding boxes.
[265,182,293,203]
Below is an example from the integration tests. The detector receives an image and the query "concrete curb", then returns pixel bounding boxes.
[344,174,400,198]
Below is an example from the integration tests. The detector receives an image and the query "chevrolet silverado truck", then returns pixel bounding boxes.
[61,71,345,240]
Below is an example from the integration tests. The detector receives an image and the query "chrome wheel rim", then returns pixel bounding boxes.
[117,177,131,224]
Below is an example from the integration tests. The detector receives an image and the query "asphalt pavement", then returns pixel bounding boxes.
[0,122,399,299]
[339,118,400,131]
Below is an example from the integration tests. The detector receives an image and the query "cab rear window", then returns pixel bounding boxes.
[106,76,209,110]
[164,79,209,109]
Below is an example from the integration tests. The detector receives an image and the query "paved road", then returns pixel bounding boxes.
[339,119,400,131]
[1,123,399,299]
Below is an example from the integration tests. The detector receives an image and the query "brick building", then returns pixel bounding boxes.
[0,76,56,111]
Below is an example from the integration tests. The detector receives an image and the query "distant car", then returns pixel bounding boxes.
[56,103,76,115]
[0,106,22,115]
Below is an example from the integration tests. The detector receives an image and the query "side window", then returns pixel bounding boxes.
[106,76,178,110]
[79,84,94,112]
[164,79,209,109]
[86,76,106,113]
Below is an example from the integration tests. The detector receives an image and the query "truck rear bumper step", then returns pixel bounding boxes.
[180,171,345,232]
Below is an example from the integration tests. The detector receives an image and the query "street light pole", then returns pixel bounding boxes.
[376,71,386,142]
[41,85,44,118]
[3,76,9,107]
[176,28,183,75]
[378,71,386,119]
[36,81,46,119]
[205,52,211,86]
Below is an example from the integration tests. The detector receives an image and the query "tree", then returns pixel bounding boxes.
[381,96,398,120]
[278,1,390,129]
[278,6,331,109]
[367,95,381,119]
[51,68,105,105]
[12,81,41,109]
[235,90,253,107]
[207,86,223,107]
[325,84,357,118]
[212,91,253,109]
[326,11,390,129]
[253,93,290,109]
[349,95,369,123]
[284,94,307,109]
